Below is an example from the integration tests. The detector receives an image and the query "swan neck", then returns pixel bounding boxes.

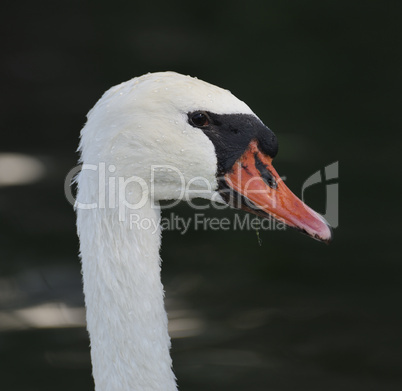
[77,201,176,391]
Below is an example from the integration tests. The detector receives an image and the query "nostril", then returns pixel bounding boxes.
[254,153,278,189]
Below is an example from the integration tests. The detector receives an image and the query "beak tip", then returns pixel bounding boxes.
[314,222,333,244]
[297,209,333,244]
[307,209,333,244]
[324,225,333,244]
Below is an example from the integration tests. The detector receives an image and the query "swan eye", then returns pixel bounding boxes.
[190,112,210,127]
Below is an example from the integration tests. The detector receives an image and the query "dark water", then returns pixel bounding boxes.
[1,1,401,390]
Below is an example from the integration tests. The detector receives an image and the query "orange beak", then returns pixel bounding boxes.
[222,140,332,243]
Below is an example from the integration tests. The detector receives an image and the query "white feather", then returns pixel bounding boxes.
[76,71,259,391]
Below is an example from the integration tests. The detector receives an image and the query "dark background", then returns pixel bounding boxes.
[1,1,401,390]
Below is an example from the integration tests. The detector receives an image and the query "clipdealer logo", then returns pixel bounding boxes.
[65,161,339,231]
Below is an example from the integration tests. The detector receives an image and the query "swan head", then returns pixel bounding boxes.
[79,71,331,243]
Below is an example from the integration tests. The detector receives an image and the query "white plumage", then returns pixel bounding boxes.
[76,71,331,391]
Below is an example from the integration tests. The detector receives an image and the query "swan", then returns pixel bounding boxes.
[75,71,331,391]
